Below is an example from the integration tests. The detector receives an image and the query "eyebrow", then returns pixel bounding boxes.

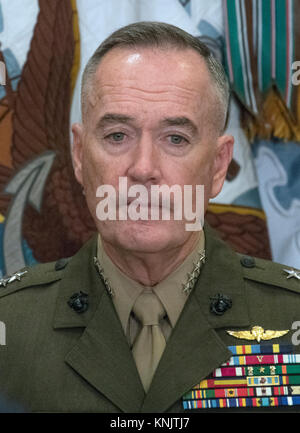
[95,113,135,129]
[160,117,198,135]
[95,114,199,135]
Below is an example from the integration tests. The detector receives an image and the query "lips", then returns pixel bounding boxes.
[126,199,161,207]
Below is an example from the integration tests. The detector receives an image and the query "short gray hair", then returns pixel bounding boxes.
[81,21,230,132]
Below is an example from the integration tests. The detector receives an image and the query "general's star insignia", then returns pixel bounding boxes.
[93,257,114,297]
[0,270,28,287]
[226,325,289,342]
[283,268,300,280]
[182,250,206,295]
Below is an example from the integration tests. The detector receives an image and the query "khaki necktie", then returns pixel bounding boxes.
[132,291,166,392]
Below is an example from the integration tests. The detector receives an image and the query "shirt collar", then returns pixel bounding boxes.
[97,231,205,332]
[97,237,143,334]
[153,233,205,327]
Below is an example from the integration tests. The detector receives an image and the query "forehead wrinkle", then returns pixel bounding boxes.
[92,90,200,108]
[98,82,200,96]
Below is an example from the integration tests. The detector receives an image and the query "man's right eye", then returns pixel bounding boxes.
[107,132,125,142]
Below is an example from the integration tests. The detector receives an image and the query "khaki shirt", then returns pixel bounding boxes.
[97,232,205,347]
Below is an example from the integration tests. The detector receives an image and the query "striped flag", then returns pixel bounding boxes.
[223,0,300,141]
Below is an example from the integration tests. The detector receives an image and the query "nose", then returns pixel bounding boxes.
[127,132,161,185]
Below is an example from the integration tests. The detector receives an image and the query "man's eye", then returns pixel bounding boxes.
[169,135,186,145]
[108,132,125,142]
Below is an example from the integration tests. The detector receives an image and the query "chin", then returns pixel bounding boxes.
[98,219,188,254]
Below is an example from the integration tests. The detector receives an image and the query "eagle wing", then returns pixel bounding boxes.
[263,330,289,339]
[226,330,256,340]
[0,0,95,264]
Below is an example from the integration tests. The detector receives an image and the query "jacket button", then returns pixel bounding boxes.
[240,255,256,268]
[210,293,232,316]
[68,291,89,313]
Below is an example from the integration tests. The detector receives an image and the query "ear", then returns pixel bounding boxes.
[210,134,234,199]
[71,122,84,186]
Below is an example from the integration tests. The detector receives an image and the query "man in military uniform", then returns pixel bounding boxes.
[1,22,300,413]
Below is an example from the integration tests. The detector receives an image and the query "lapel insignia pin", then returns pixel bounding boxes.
[182,250,206,295]
[68,291,88,313]
[226,325,289,342]
[283,268,300,280]
[93,257,114,297]
[0,270,28,287]
[210,293,232,316]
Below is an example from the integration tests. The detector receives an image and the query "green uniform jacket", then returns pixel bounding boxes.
[1,224,300,413]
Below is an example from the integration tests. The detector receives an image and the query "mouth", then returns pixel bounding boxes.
[126,198,164,209]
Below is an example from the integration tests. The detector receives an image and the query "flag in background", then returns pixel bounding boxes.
[2,0,297,276]
[223,0,300,268]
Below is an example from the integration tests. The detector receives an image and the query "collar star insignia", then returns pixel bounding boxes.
[94,249,206,298]
[182,250,206,295]
[93,257,114,297]
[283,268,300,280]
[226,325,289,342]
[0,270,28,287]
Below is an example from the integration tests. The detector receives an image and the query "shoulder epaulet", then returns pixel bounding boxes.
[0,257,70,298]
[239,254,300,294]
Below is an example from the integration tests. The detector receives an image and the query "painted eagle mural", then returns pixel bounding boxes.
[0,0,271,276]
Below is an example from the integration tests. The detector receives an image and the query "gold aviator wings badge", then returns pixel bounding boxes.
[226,326,289,343]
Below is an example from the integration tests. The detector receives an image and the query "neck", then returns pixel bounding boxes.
[100,232,202,286]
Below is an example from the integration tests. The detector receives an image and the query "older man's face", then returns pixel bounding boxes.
[72,47,233,253]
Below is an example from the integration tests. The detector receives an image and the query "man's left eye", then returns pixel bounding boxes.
[169,135,186,145]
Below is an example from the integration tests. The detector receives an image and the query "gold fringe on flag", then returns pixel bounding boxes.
[241,87,300,143]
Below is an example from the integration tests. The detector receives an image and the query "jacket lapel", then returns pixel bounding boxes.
[142,224,251,413]
[52,236,145,413]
